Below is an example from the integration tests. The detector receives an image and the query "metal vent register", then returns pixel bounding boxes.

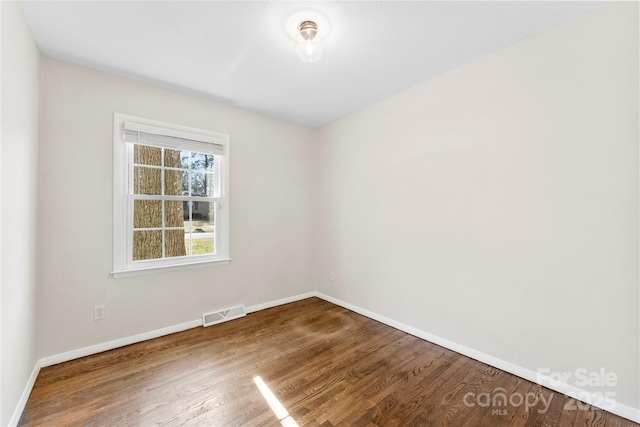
[202,305,246,327]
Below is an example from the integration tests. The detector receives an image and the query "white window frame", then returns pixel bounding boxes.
[112,113,230,278]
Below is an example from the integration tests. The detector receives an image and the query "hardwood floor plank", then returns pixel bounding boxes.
[19,298,637,427]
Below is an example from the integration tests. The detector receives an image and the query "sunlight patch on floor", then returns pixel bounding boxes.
[253,376,300,427]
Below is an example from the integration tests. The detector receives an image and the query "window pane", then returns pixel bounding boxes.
[184,201,191,226]
[191,152,214,171]
[133,230,162,261]
[192,201,214,226]
[189,201,215,255]
[165,229,188,258]
[133,200,162,229]
[191,172,207,197]
[164,148,189,169]
[164,169,188,196]
[164,200,185,228]
[133,166,161,195]
[134,145,162,166]
[190,236,214,255]
[205,173,215,197]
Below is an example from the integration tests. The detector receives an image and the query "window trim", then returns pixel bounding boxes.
[112,113,230,278]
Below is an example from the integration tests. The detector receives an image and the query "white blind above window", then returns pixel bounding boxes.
[123,121,225,155]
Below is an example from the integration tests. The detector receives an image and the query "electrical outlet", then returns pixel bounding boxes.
[330,271,335,281]
[94,305,105,320]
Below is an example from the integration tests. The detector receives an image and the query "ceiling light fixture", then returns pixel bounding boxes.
[286,11,329,63]
[294,20,323,63]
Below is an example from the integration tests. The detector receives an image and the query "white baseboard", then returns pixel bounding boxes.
[246,291,318,313]
[39,291,319,369]
[8,361,41,427]
[315,292,640,424]
[39,319,203,367]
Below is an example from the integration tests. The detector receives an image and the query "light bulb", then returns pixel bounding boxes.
[294,39,323,62]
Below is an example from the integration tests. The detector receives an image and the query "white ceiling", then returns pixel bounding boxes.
[19,1,604,128]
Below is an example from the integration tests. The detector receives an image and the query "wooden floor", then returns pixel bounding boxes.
[20,298,637,426]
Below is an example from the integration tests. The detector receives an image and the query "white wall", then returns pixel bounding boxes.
[0,1,40,425]
[38,58,315,357]
[314,2,639,411]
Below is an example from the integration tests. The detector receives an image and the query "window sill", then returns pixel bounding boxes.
[111,258,231,279]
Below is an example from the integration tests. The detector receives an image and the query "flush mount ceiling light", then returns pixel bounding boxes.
[295,20,322,62]
[286,11,330,63]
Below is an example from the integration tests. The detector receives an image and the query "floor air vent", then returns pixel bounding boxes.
[202,304,246,327]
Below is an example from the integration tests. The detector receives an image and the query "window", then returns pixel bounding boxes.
[112,113,230,277]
